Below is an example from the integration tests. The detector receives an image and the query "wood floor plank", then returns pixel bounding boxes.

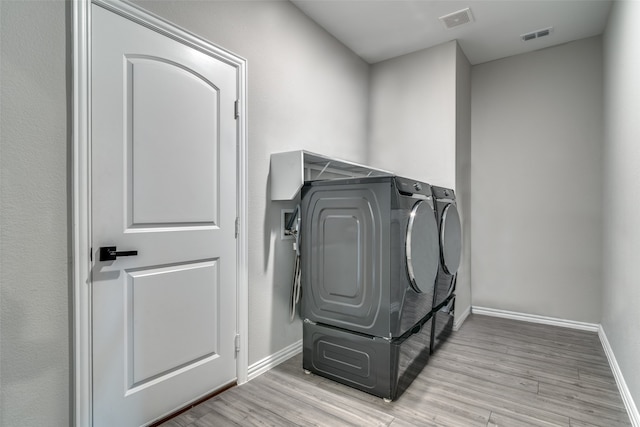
[533,392,631,427]
[459,321,606,357]
[418,367,571,425]
[387,417,418,427]
[304,367,487,427]
[440,339,582,380]
[460,314,595,339]
[455,329,609,366]
[401,383,491,425]
[427,354,541,393]
[537,382,629,418]
[424,363,629,427]
[440,344,623,401]
[569,418,607,427]
[194,396,260,426]
[488,409,569,427]
[473,317,596,342]
[159,418,191,427]
[578,369,622,391]
[506,346,610,372]
[305,376,440,427]
[303,367,490,427]
[538,380,626,410]
[158,314,631,427]
[190,407,240,427]
[446,333,512,354]
[215,391,298,426]
[238,380,352,426]
[470,315,596,340]
[265,368,395,426]
[574,361,618,377]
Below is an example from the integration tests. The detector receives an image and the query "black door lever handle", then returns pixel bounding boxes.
[99,246,138,262]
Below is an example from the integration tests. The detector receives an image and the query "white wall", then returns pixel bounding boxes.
[0,1,70,426]
[129,0,371,366]
[368,41,457,188]
[471,37,603,322]
[603,0,640,410]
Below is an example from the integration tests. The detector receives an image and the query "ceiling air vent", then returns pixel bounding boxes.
[439,8,474,30]
[521,27,554,42]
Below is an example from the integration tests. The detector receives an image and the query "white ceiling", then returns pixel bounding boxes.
[290,0,612,64]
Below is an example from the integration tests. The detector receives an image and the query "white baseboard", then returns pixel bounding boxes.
[247,339,302,381]
[598,326,640,427]
[471,306,600,332]
[454,305,471,331]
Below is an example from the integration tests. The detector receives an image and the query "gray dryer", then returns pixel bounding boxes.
[301,176,440,400]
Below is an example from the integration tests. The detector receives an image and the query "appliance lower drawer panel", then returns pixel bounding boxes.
[303,319,431,401]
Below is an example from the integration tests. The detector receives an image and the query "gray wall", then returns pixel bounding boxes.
[471,37,603,323]
[603,0,640,409]
[131,0,370,368]
[368,41,457,189]
[367,40,472,324]
[0,1,70,426]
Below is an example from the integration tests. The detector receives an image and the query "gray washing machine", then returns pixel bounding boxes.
[300,176,440,400]
[430,185,462,353]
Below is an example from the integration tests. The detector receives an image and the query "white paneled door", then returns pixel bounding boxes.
[91,4,238,426]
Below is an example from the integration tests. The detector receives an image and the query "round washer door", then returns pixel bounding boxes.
[440,203,462,275]
[405,200,440,293]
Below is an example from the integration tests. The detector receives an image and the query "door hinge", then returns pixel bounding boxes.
[234,100,239,119]
[235,217,239,238]
[234,333,241,354]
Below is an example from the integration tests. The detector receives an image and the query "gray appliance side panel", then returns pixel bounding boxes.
[301,182,391,337]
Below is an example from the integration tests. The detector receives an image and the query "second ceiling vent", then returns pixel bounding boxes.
[521,27,554,42]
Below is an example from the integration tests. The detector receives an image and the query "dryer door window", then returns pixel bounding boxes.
[440,203,462,275]
[405,200,439,293]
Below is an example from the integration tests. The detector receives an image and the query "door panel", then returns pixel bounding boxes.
[127,260,219,385]
[91,4,237,426]
[127,56,219,226]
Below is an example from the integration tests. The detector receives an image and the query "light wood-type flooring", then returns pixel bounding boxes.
[160,314,632,427]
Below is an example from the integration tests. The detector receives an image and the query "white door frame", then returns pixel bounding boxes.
[72,1,248,425]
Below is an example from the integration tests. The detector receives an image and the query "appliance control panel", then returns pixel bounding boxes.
[395,176,432,198]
